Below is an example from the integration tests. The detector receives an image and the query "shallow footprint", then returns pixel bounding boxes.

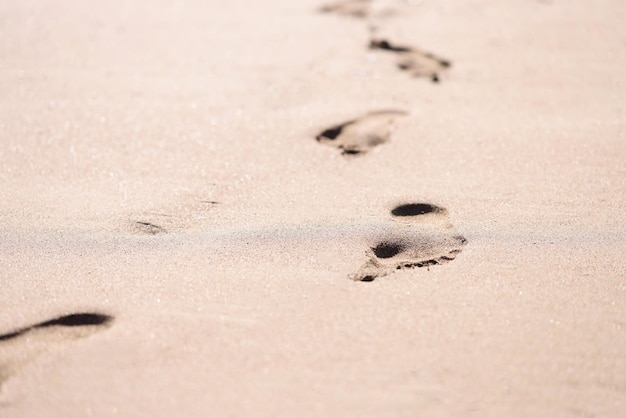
[351,202,466,281]
[370,39,452,82]
[316,110,407,156]
[0,313,113,393]
[319,0,398,18]
[134,221,167,235]
[319,0,372,18]
[124,199,220,236]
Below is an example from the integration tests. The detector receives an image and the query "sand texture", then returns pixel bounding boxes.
[1,0,625,416]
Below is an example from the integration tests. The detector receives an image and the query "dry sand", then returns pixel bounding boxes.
[1,0,625,416]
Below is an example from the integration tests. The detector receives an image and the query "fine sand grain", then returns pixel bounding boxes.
[1,0,625,417]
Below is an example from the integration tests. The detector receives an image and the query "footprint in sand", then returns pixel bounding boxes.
[351,203,466,281]
[316,110,407,156]
[134,220,167,235]
[319,0,381,18]
[319,0,402,18]
[126,200,220,235]
[0,313,113,393]
[369,38,452,82]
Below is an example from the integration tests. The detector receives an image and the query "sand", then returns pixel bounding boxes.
[1,0,625,416]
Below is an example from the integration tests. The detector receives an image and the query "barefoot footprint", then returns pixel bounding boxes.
[370,38,452,82]
[351,203,466,281]
[319,2,452,81]
[0,313,113,393]
[319,0,400,18]
[319,0,372,18]
[135,221,167,235]
[126,199,220,235]
[316,110,407,156]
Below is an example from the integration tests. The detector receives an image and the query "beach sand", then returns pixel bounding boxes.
[1,0,625,416]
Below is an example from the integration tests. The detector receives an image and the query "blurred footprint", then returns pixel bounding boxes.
[370,38,452,82]
[134,221,167,235]
[124,198,220,235]
[316,110,407,156]
[319,0,400,18]
[351,203,466,281]
[0,313,113,393]
[320,0,370,18]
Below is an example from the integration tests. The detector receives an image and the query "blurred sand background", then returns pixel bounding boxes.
[1,0,625,416]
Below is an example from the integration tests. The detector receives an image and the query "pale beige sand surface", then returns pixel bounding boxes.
[1,0,625,417]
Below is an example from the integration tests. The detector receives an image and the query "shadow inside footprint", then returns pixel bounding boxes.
[370,39,452,82]
[34,313,111,330]
[316,110,407,156]
[0,313,111,342]
[351,202,466,281]
[0,313,112,393]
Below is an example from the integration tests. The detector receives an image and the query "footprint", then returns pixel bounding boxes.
[351,202,466,281]
[134,221,167,235]
[0,313,112,393]
[319,0,372,18]
[316,110,407,156]
[319,0,398,18]
[369,38,452,82]
[125,199,220,235]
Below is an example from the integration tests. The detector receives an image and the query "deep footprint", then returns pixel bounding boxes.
[0,313,113,392]
[351,202,466,281]
[316,110,407,156]
[370,39,452,82]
